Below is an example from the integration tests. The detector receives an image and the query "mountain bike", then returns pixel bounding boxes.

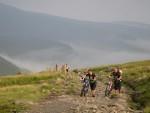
[105,80,113,96]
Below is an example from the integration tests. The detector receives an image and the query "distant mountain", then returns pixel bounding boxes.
[0,3,150,70]
[0,56,20,75]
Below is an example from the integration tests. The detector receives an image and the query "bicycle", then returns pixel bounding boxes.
[105,79,113,96]
[80,77,90,97]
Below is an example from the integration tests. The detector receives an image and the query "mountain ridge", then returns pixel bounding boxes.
[0,55,21,75]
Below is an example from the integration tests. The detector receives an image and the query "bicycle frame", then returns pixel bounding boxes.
[105,80,113,96]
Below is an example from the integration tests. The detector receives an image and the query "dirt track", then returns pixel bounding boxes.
[25,81,143,113]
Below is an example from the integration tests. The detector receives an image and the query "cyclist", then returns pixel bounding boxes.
[111,67,122,94]
[86,70,97,97]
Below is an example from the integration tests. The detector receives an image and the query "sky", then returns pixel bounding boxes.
[0,0,150,24]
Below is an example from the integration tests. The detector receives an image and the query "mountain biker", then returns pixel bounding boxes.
[86,70,97,97]
[111,67,122,94]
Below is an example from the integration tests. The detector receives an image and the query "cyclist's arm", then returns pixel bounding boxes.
[119,75,122,80]
[118,71,122,80]
[94,75,96,80]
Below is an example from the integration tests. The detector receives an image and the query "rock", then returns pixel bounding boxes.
[101,105,106,108]
[75,106,80,112]
[86,100,91,103]
[90,105,98,110]
[111,110,118,113]
[107,104,117,107]
[100,105,109,110]
[83,109,90,113]
[96,110,104,113]
[128,107,135,112]
[92,109,97,113]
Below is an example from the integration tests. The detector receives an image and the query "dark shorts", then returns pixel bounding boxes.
[90,82,97,90]
[66,69,69,72]
[114,80,121,90]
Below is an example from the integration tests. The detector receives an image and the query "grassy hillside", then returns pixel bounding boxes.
[0,60,150,113]
[0,56,21,75]
[0,71,80,113]
[91,60,150,113]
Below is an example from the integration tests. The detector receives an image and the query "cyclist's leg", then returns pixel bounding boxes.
[91,83,96,97]
[118,81,121,93]
[93,82,97,97]
[114,80,118,94]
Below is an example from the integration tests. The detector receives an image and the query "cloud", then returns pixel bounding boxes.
[0,0,150,23]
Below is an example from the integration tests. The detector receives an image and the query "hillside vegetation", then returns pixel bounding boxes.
[0,60,150,113]
[91,60,150,113]
[0,71,80,113]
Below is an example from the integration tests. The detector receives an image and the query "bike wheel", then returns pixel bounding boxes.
[105,86,109,96]
[105,84,112,96]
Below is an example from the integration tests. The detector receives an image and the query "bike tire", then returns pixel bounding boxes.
[105,85,111,96]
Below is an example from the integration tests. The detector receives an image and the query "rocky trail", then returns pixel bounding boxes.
[25,81,143,113]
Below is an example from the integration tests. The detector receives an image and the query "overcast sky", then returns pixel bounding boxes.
[0,0,150,24]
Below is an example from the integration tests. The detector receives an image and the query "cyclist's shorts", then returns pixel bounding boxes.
[114,80,121,90]
[90,82,97,90]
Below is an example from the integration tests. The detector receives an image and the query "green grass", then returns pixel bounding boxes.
[0,71,63,87]
[91,60,150,113]
[0,71,80,113]
[1,60,150,113]
[121,61,150,112]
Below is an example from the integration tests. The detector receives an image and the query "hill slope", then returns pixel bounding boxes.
[121,60,150,113]
[0,56,21,75]
[0,60,149,113]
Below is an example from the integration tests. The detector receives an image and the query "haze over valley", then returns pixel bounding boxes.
[0,3,150,72]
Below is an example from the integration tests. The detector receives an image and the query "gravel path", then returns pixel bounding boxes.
[25,82,143,113]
